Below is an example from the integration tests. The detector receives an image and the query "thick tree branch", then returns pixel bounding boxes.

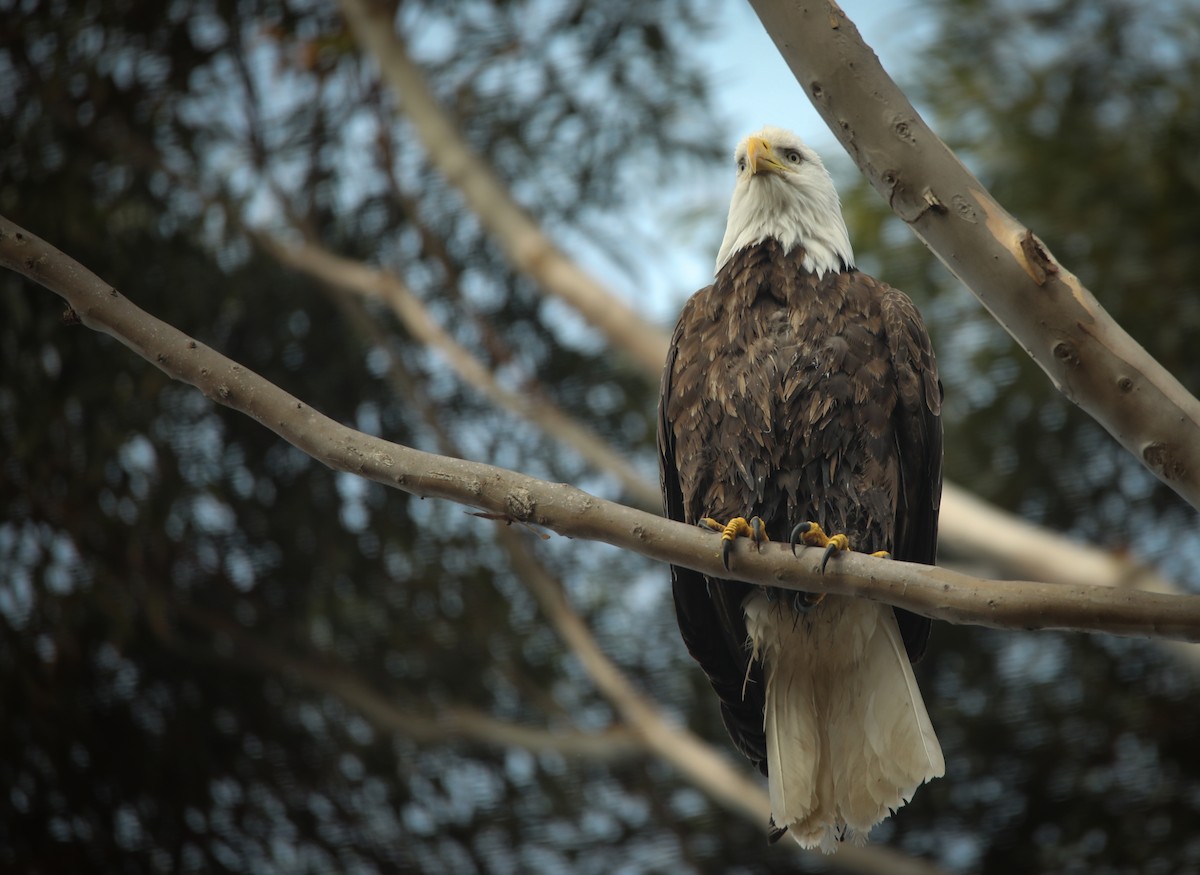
[257,233,660,510]
[750,0,1200,512]
[337,0,668,375]
[939,482,1200,671]
[5,215,1200,642]
[256,214,1198,637]
[259,221,1200,664]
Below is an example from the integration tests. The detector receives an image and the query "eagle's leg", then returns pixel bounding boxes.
[698,515,769,571]
[788,521,891,582]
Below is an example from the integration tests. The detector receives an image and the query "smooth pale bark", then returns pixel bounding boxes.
[750,0,1200,512]
[261,233,659,510]
[261,230,1198,657]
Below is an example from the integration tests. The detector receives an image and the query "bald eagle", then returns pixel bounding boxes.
[658,127,944,851]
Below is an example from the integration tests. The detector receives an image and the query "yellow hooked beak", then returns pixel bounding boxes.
[746,136,788,175]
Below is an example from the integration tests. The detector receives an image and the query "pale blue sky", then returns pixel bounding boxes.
[594,1,934,326]
[710,1,933,157]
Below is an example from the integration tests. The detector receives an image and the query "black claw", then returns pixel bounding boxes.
[820,541,839,574]
[721,537,733,571]
[789,522,811,556]
[750,516,766,548]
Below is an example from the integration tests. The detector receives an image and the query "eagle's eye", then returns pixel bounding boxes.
[785,149,803,164]
[737,157,747,172]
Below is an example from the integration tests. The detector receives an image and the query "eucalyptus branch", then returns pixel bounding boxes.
[499,527,766,814]
[749,0,1200,513]
[259,215,1196,641]
[260,208,1200,658]
[939,482,1200,671]
[337,0,667,375]
[5,215,1200,642]
[180,604,642,761]
[258,233,659,510]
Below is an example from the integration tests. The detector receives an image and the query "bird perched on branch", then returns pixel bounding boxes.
[658,126,944,851]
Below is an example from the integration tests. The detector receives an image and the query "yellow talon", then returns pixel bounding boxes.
[788,521,851,573]
[790,520,842,549]
[699,515,768,570]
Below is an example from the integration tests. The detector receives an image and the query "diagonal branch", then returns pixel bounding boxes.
[257,233,660,510]
[499,527,767,817]
[337,0,667,375]
[178,604,644,761]
[6,214,1200,642]
[749,0,1200,513]
[259,200,1199,657]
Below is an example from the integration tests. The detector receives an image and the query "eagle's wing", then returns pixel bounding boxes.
[658,299,769,774]
[880,283,944,663]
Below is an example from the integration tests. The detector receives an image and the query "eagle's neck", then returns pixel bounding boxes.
[714,239,851,300]
[715,178,854,278]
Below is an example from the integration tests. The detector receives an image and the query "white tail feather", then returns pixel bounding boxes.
[744,593,944,852]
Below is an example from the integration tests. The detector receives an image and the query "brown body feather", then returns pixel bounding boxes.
[658,237,943,784]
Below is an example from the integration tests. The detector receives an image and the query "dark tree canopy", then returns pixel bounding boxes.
[3,0,1200,873]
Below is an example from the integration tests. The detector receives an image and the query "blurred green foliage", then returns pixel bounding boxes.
[844,0,1200,551]
[2,0,1200,873]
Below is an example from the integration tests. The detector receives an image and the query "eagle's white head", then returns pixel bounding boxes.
[715,126,854,277]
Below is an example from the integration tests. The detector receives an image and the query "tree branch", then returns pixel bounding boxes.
[749,0,1200,512]
[6,214,1200,642]
[337,0,668,375]
[257,232,660,510]
[178,604,644,761]
[939,482,1200,671]
[257,204,1200,663]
